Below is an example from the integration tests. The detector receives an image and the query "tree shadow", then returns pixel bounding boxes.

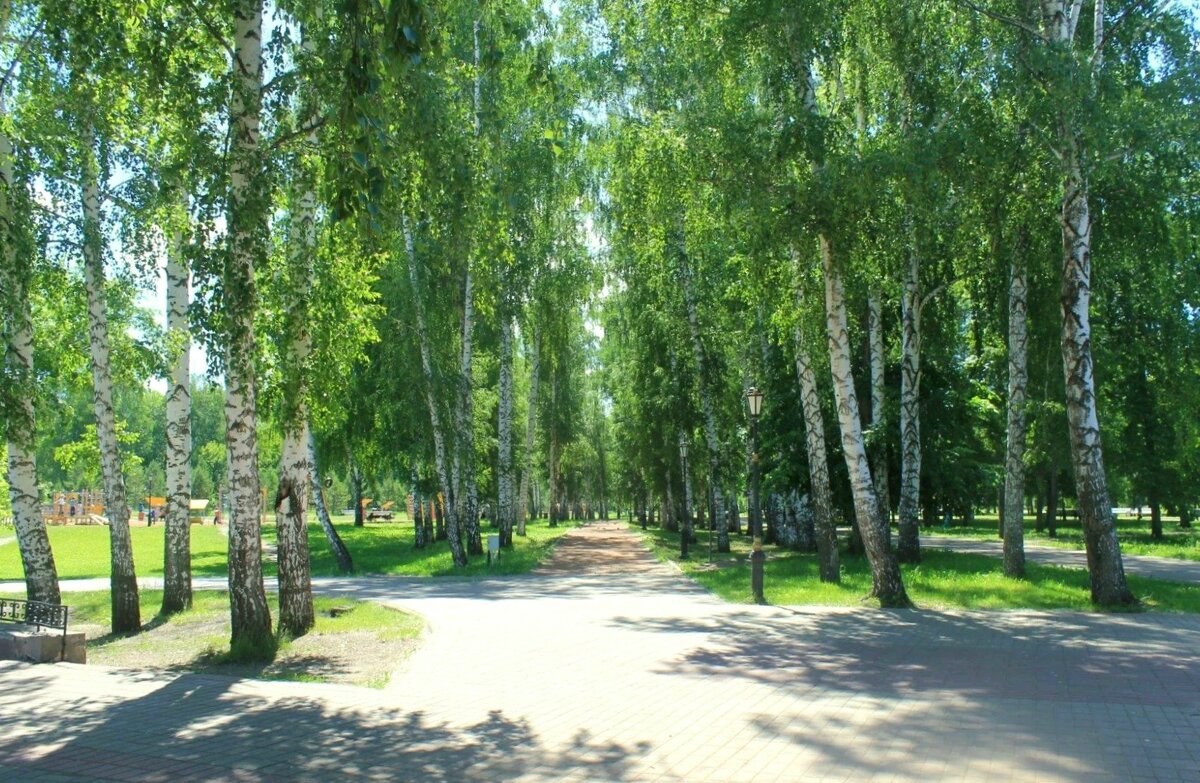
[602,607,1200,780]
[610,607,1200,707]
[0,663,645,782]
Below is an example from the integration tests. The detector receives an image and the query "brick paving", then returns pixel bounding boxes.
[2,521,1200,782]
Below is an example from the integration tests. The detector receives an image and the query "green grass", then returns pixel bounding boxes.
[0,515,580,581]
[0,588,425,688]
[637,524,1200,613]
[268,516,581,577]
[0,524,230,580]
[925,513,1200,562]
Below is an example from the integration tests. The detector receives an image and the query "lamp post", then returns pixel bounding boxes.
[747,386,766,603]
[679,434,691,560]
[746,386,764,540]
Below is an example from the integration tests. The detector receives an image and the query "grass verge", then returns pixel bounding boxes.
[264,517,583,577]
[637,524,1200,612]
[0,589,424,688]
[0,516,581,580]
[0,524,229,580]
[924,513,1200,562]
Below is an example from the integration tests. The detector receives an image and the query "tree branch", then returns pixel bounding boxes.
[958,0,1045,38]
[270,116,327,151]
[1067,0,1085,41]
[261,69,300,96]
[0,19,45,97]
[180,0,236,66]
[920,279,955,311]
[1090,0,1165,69]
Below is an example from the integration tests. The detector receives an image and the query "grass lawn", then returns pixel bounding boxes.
[0,589,424,688]
[637,524,1200,613]
[0,515,580,581]
[0,524,230,580]
[264,516,582,577]
[924,513,1200,562]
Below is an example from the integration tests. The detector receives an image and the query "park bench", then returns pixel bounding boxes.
[0,597,82,663]
[367,501,395,521]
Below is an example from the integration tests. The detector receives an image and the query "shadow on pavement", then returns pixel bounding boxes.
[0,664,645,782]
[609,607,1200,708]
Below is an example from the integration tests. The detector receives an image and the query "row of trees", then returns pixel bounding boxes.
[2,0,1196,638]
[594,0,1198,607]
[1,0,611,653]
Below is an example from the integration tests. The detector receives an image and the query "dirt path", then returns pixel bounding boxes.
[532,520,667,575]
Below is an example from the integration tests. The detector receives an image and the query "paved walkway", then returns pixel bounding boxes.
[926,534,1200,584]
[2,522,1200,782]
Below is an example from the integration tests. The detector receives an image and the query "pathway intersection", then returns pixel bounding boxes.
[1,521,1199,782]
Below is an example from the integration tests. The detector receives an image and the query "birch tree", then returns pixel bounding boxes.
[0,3,59,601]
[161,195,192,613]
[990,0,1135,604]
[822,237,910,606]
[1003,239,1029,576]
[224,0,273,649]
[79,116,140,633]
[790,270,839,583]
[518,321,541,536]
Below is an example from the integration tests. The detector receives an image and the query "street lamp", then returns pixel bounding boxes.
[679,434,690,560]
[746,386,764,541]
[747,386,766,603]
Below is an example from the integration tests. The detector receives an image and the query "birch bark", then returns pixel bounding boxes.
[81,122,140,633]
[308,431,353,573]
[404,218,467,566]
[455,12,484,557]
[517,323,541,536]
[1042,0,1133,605]
[1,76,60,602]
[867,292,891,526]
[678,431,693,559]
[1003,248,1029,577]
[456,265,481,554]
[791,306,839,582]
[274,82,322,636]
[822,237,910,606]
[224,0,273,649]
[679,251,727,552]
[497,311,515,547]
[897,245,922,563]
[161,196,192,615]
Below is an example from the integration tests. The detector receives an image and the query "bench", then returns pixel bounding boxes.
[0,597,75,662]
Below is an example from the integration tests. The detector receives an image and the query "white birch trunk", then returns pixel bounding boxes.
[497,311,515,547]
[457,265,480,555]
[867,292,890,525]
[679,430,693,559]
[680,251,727,552]
[821,237,909,606]
[273,44,323,636]
[548,428,560,526]
[1,81,60,602]
[791,303,839,582]
[1042,0,1133,605]
[225,0,273,648]
[275,424,313,636]
[1003,249,1028,577]
[518,323,541,536]
[161,196,192,615]
[404,218,467,566]
[81,123,140,633]
[897,245,922,563]
[457,12,484,556]
[307,430,353,572]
